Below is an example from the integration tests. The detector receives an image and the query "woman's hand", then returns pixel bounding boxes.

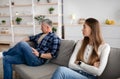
[93,62,100,68]
[75,61,79,64]
[31,47,39,57]
[75,61,82,65]
[75,60,100,67]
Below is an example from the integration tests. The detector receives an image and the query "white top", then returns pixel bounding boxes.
[68,40,110,76]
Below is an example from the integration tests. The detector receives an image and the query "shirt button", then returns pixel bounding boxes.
[88,49,89,51]
[86,53,88,55]
[79,70,82,73]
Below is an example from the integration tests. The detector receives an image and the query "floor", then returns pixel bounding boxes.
[0,44,10,79]
[0,59,3,79]
[0,44,10,52]
[0,44,22,79]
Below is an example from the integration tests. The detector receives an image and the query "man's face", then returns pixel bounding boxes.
[41,23,48,33]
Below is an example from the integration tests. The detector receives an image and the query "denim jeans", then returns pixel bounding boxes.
[51,66,97,79]
[3,41,44,79]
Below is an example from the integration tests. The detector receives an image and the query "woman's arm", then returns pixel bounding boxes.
[68,40,84,70]
[80,44,110,76]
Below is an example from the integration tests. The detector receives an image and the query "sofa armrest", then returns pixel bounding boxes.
[27,41,35,48]
[99,47,120,79]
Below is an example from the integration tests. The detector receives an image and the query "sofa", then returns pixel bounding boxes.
[13,40,120,79]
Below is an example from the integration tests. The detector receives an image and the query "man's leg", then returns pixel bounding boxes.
[3,41,29,56]
[3,41,43,66]
[3,41,43,79]
[3,55,25,79]
[51,67,88,79]
[16,41,43,66]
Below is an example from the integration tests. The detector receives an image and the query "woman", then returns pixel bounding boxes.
[51,18,110,79]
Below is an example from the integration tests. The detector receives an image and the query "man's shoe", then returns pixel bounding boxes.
[0,52,3,59]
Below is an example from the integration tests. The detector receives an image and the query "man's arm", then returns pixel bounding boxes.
[32,36,60,59]
[40,53,52,59]
[38,37,60,59]
[22,37,30,42]
[23,33,40,42]
[32,48,52,59]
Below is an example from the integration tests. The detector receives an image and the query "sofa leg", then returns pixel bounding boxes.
[14,71,20,79]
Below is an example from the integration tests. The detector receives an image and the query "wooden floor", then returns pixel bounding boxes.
[0,44,21,79]
[0,44,10,51]
[0,44,10,79]
[0,43,23,79]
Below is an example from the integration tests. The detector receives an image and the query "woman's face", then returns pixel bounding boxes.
[82,23,91,37]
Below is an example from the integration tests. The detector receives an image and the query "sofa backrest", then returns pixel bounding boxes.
[51,41,120,79]
[50,39,76,66]
[28,40,120,79]
[99,47,120,79]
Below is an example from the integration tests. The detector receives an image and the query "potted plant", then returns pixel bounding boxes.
[11,1,14,5]
[47,0,52,3]
[48,7,54,14]
[1,20,6,24]
[34,15,45,24]
[15,17,22,25]
[37,0,40,3]
[52,27,57,33]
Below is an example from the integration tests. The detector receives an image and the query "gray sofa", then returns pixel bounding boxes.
[14,40,120,79]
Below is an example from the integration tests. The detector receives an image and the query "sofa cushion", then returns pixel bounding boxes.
[14,63,59,79]
[50,39,76,66]
[99,47,120,79]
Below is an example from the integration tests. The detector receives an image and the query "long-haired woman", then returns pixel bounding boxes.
[51,18,110,79]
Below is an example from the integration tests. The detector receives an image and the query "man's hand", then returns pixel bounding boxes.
[31,47,52,59]
[31,47,39,57]
[22,37,30,42]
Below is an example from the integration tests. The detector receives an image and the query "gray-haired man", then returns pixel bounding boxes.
[1,19,61,79]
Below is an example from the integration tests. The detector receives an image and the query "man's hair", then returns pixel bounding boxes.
[42,19,52,27]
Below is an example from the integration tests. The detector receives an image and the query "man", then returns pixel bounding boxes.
[0,19,61,79]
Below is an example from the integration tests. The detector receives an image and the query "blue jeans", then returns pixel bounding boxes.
[51,67,98,79]
[3,41,44,79]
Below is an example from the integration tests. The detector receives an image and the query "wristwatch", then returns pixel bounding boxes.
[78,61,81,65]
[38,53,41,58]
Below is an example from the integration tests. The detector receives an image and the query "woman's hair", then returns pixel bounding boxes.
[76,18,103,65]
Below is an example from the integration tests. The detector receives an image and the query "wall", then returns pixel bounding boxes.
[1,0,120,48]
[63,0,120,24]
[64,0,120,48]
[0,0,62,45]
[65,26,120,48]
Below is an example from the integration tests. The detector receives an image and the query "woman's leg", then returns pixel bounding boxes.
[51,66,88,79]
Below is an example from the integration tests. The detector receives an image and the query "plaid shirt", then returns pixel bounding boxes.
[29,32,61,59]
